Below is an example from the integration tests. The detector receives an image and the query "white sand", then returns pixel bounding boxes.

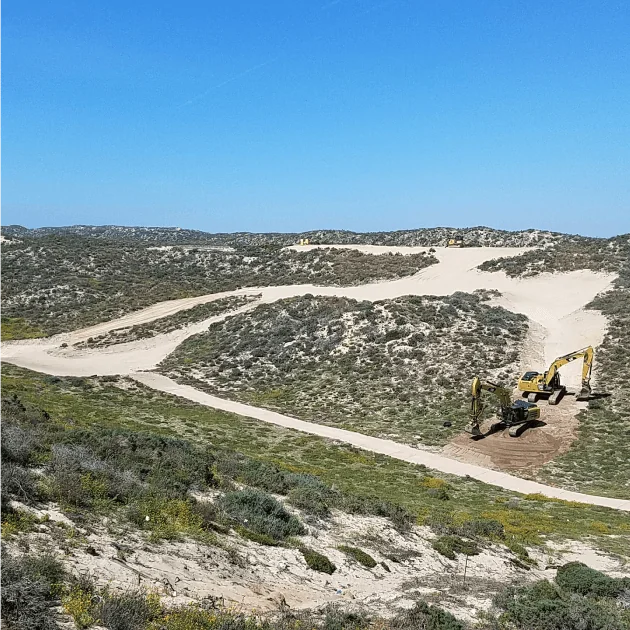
[24,499,624,622]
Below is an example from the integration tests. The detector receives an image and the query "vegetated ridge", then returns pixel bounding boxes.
[3,223,577,246]
[1,235,436,336]
[159,291,527,445]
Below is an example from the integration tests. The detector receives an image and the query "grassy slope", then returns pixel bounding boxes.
[3,364,629,558]
[1,236,436,337]
[159,292,527,445]
[479,236,630,498]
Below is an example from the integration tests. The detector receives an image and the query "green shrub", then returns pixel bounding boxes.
[491,579,628,630]
[146,604,258,630]
[431,535,480,560]
[287,484,331,517]
[300,547,336,574]
[337,545,377,568]
[459,518,505,540]
[320,604,370,629]
[236,526,278,546]
[555,562,628,598]
[96,590,161,630]
[390,601,465,630]
[1,462,41,508]
[218,488,305,541]
[127,496,205,541]
[1,550,65,630]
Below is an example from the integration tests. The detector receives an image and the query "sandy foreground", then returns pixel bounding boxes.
[3,246,626,509]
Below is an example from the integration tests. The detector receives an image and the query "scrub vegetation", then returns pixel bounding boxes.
[160,292,528,445]
[2,223,569,247]
[1,235,437,337]
[3,364,629,558]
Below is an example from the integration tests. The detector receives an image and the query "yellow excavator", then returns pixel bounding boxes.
[518,346,593,405]
[465,377,541,438]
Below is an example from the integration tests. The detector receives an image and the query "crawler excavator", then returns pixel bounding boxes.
[465,377,541,438]
[518,346,593,405]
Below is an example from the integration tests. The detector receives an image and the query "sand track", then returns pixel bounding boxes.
[2,246,622,508]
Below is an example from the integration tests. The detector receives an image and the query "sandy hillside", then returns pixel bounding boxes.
[13,497,629,624]
[2,245,622,507]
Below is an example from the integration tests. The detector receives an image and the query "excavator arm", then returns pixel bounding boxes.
[466,376,540,437]
[467,377,513,436]
[544,346,593,399]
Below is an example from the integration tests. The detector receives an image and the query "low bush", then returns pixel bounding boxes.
[1,549,65,630]
[1,462,41,508]
[489,578,629,630]
[300,547,336,574]
[62,586,96,629]
[1,508,41,538]
[337,545,377,568]
[218,488,305,541]
[127,496,206,541]
[318,605,370,630]
[1,422,37,465]
[390,601,464,630]
[459,518,505,540]
[287,484,331,517]
[431,535,480,560]
[96,590,162,630]
[555,561,629,598]
[146,604,260,630]
[236,526,278,546]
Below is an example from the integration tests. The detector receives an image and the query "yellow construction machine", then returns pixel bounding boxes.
[518,346,593,405]
[465,377,541,438]
[446,237,464,248]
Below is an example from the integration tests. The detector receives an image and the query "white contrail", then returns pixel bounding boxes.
[179,0,395,108]
[179,59,276,107]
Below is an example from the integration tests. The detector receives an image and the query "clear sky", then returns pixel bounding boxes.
[3,1,629,236]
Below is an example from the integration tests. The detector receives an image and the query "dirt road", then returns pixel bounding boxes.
[132,372,630,512]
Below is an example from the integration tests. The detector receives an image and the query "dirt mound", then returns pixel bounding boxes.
[442,397,583,474]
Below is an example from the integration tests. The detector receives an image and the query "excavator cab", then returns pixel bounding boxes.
[519,371,539,382]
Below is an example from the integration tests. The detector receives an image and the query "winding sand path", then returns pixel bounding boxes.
[3,246,625,509]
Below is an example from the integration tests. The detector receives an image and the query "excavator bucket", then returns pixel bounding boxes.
[464,422,482,437]
[576,385,591,401]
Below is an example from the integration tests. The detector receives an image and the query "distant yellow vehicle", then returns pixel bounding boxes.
[446,238,464,247]
[299,238,310,246]
[518,346,594,405]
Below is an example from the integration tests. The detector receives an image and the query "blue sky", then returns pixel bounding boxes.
[3,1,629,236]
